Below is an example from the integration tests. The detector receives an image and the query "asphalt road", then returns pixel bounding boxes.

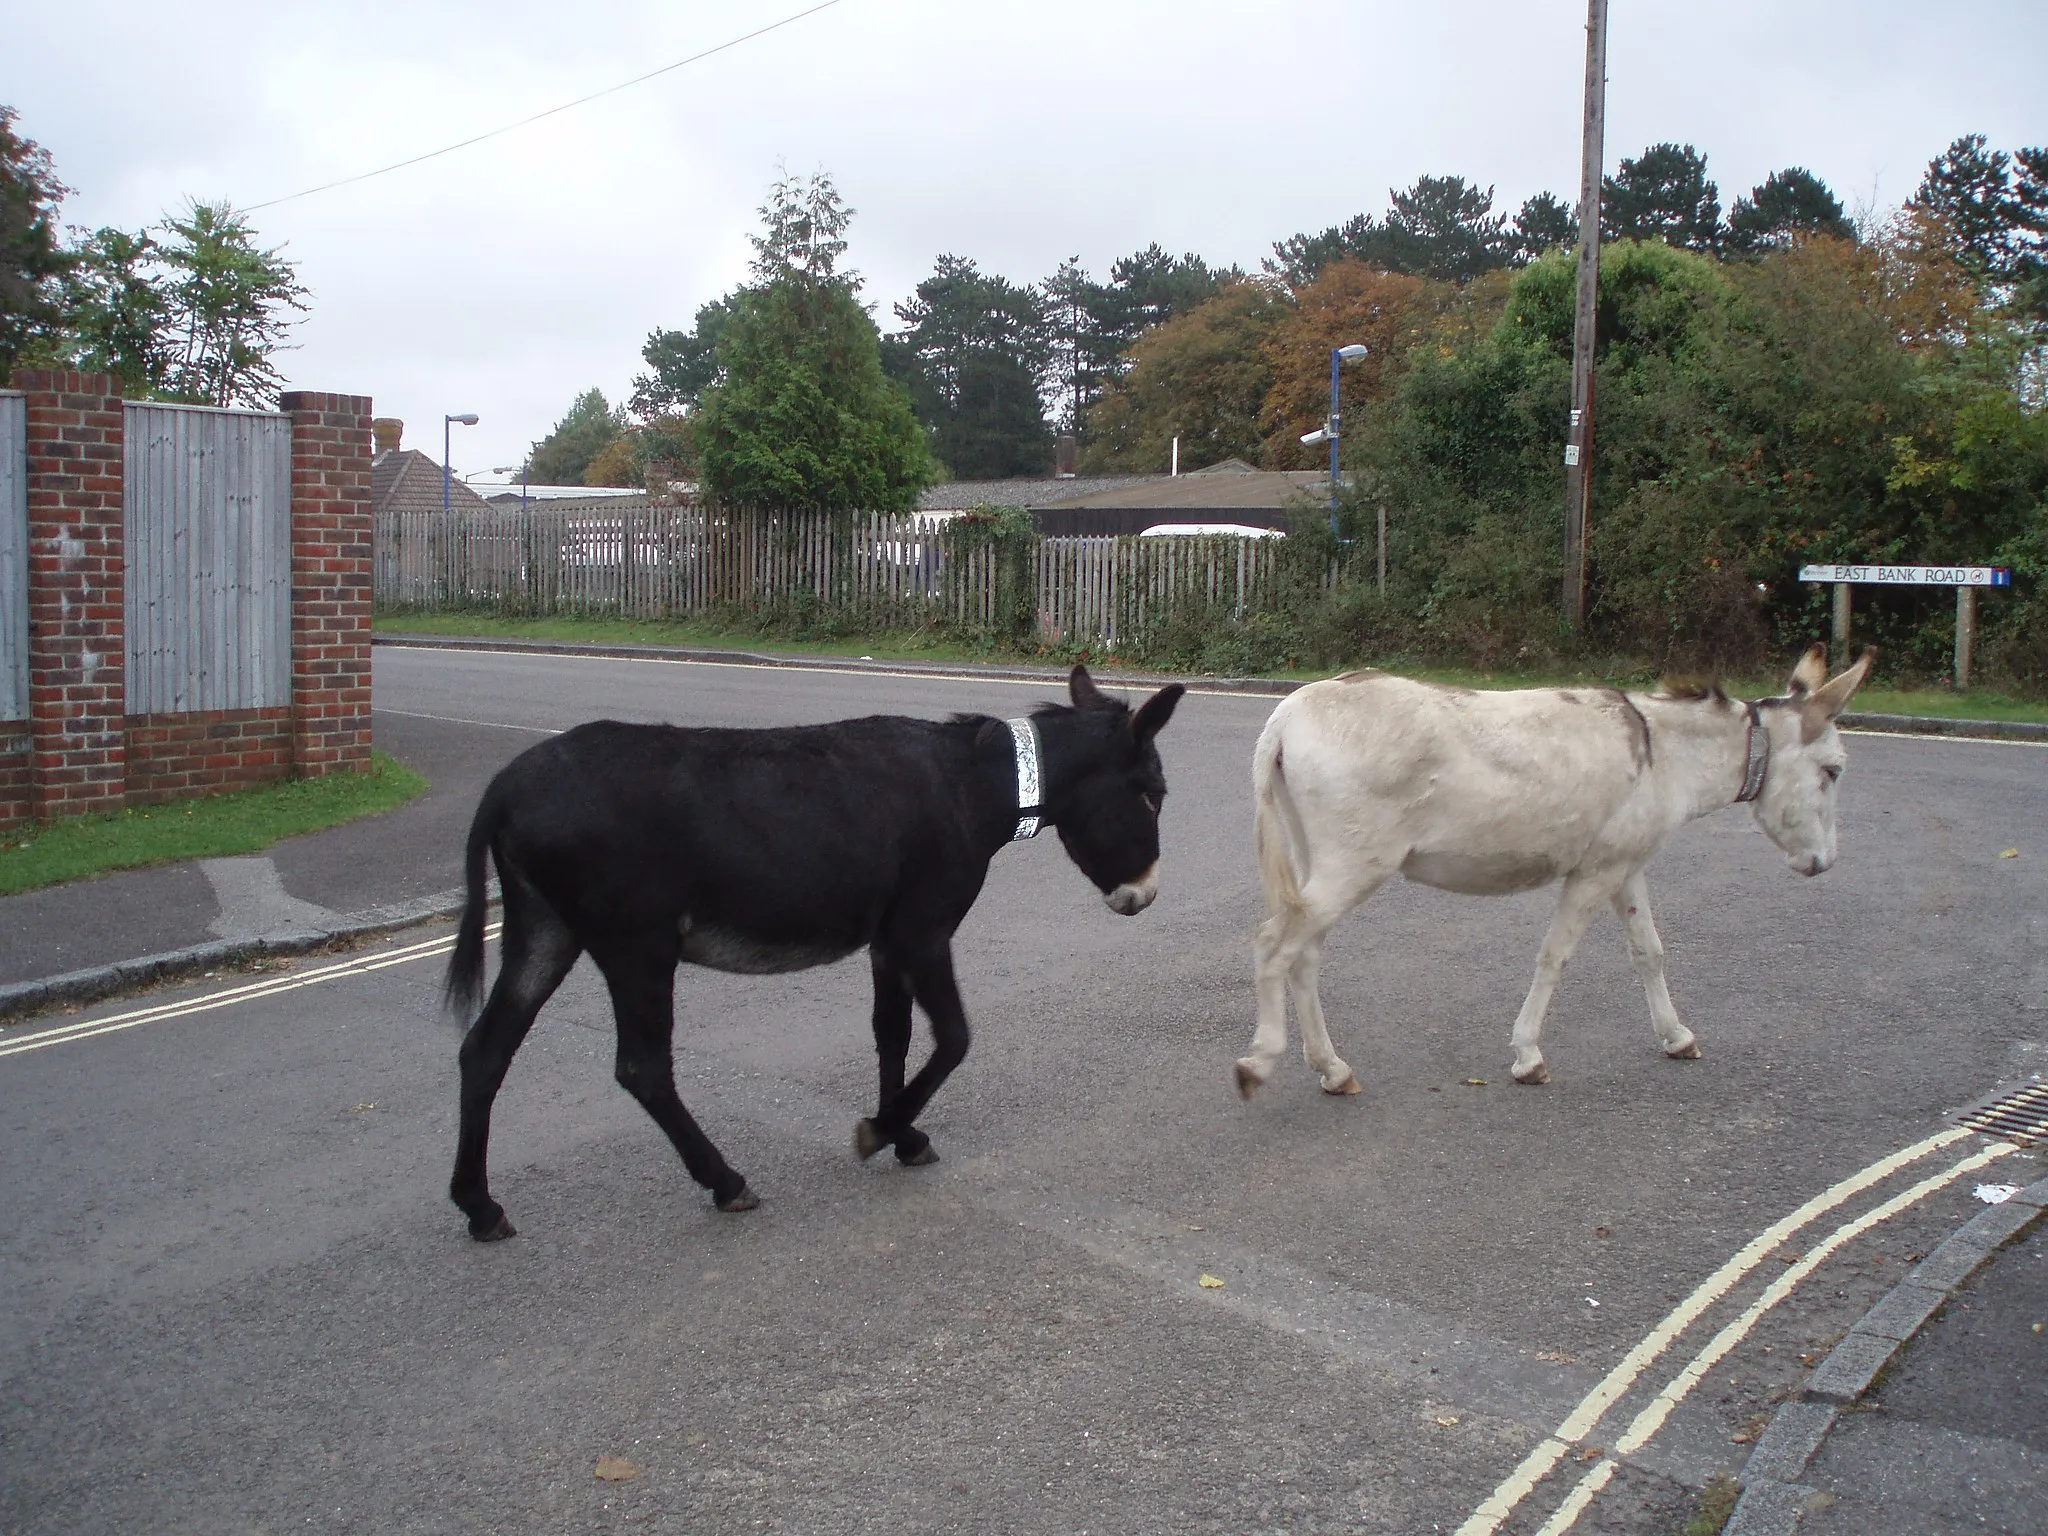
[2,645,2043,1535]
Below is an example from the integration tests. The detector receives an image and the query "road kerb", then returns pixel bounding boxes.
[1726,1172,2048,1532]
[0,882,499,1025]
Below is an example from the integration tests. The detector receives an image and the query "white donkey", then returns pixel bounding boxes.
[1237,645,1873,1095]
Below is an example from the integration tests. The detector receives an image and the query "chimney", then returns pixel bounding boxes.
[372,417,403,456]
[1055,434,1077,478]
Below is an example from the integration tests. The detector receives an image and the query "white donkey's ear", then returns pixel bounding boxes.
[1802,649,1875,740]
[1788,643,1828,696]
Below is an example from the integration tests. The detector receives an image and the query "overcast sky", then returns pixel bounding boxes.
[9,0,2046,481]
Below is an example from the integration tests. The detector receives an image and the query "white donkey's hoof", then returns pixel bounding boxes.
[1321,1071,1362,1096]
[1665,1038,1702,1060]
[1234,1059,1265,1100]
[1512,1059,1551,1085]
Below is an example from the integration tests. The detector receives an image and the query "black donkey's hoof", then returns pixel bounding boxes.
[897,1142,940,1167]
[469,1213,517,1242]
[854,1118,886,1160]
[716,1182,759,1213]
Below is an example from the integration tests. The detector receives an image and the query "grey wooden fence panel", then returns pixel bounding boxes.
[124,402,292,715]
[0,392,26,722]
[371,504,1282,649]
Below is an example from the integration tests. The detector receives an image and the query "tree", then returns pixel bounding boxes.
[1511,192,1578,262]
[631,295,736,417]
[580,433,641,487]
[1079,281,1290,472]
[1102,244,1229,336]
[1040,255,1123,436]
[885,253,1052,478]
[1725,168,1854,254]
[53,226,164,394]
[1268,177,1519,286]
[1602,143,1721,252]
[1909,133,2048,295]
[1258,261,1446,465]
[693,171,934,513]
[0,106,72,375]
[151,200,309,407]
[1267,214,1379,289]
[1379,176,1511,282]
[526,388,623,484]
[1034,247,1229,442]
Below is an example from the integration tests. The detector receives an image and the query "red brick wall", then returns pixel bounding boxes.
[282,392,374,778]
[16,371,127,820]
[3,376,374,826]
[0,725,30,831]
[124,708,294,805]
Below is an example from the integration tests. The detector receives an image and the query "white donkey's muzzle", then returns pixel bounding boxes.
[1105,863,1159,916]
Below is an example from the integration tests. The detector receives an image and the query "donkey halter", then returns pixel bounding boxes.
[1735,702,1770,803]
[1007,717,1044,840]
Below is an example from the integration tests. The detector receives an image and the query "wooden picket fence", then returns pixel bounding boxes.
[375,501,1287,649]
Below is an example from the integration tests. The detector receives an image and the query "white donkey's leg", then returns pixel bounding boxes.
[1291,942,1359,1095]
[1242,865,1389,1099]
[1243,905,1309,1097]
[1509,872,1617,1084]
[1611,870,1699,1060]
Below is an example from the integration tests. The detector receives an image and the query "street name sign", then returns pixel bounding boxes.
[1798,564,2011,587]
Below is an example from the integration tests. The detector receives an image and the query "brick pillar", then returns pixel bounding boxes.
[13,369,127,820]
[281,391,374,777]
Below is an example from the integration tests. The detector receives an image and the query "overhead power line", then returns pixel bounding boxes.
[245,0,848,212]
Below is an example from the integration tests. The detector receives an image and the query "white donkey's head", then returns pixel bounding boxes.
[1749,644,1875,876]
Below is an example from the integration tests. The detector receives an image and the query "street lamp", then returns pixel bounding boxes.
[443,413,480,512]
[1301,344,1368,535]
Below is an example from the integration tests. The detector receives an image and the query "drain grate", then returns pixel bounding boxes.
[1955,1080,2048,1144]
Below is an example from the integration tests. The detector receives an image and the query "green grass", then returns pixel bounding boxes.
[0,752,428,897]
[378,613,2048,723]
[1682,1474,1742,1536]
[376,611,998,665]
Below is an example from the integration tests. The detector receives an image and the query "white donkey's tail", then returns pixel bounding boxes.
[1252,713,1307,916]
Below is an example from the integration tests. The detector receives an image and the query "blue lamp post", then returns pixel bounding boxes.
[1299,344,1368,535]
[443,412,479,512]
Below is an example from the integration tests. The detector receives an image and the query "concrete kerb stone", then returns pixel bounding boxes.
[1739,1401,1839,1486]
[1724,1477,1824,1536]
[1728,1172,2048,1532]
[0,881,499,1026]
[371,633,2048,739]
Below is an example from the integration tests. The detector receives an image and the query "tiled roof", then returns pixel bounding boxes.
[1043,469,1328,513]
[917,474,1162,512]
[372,450,497,518]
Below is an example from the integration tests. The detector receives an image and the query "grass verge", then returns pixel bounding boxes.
[377,613,2048,724]
[375,611,997,665]
[0,752,428,898]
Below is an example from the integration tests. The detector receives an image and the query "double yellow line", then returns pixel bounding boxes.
[1456,1126,2018,1536]
[0,922,502,1061]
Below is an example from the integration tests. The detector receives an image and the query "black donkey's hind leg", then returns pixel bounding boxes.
[599,942,757,1212]
[450,886,581,1240]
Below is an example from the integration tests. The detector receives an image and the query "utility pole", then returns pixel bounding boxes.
[1562,0,1608,631]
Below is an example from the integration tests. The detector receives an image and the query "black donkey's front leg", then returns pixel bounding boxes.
[855,942,965,1166]
[855,947,934,1165]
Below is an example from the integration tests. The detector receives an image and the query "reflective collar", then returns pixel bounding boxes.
[1736,703,1770,803]
[1008,717,1044,840]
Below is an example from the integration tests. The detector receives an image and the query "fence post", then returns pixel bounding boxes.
[1954,584,1975,691]
[13,369,127,821]
[280,391,374,778]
